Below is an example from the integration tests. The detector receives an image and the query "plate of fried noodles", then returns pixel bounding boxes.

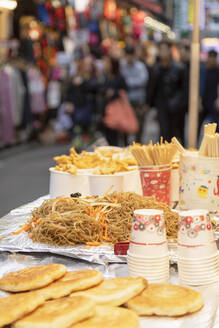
[13,192,178,247]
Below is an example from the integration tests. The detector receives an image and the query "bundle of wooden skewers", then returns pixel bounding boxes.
[130,139,177,166]
[199,123,219,158]
[171,123,219,158]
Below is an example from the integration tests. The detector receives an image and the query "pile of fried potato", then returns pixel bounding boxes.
[54,147,137,175]
[0,263,204,328]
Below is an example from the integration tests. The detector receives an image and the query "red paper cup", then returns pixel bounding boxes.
[139,165,171,205]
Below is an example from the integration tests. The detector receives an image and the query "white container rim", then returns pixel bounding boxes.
[49,167,93,176]
[89,172,127,177]
[179,209,209,217]
[181,151,219,161]
[139,164,171,170]
[134,209,163,216]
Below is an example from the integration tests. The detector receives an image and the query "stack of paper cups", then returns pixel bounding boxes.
[127,209,169,283]
[178,209,219,285]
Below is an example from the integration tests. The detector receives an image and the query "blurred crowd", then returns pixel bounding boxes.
[1,37,218,150]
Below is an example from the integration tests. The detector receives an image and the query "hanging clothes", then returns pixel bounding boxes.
[0,70,15,147]
[27,66,46,114]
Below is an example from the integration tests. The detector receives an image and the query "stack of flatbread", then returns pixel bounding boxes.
[0,263,204,328]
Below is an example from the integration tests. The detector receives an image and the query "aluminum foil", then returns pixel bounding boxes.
[0,196,218,266]
[0,196,180,265]
[0,252,218,328]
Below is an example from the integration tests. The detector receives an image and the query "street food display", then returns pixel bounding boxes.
[0,264,204,327]
[0,129,219,327]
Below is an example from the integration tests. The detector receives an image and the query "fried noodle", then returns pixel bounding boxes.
[27,192,178,246]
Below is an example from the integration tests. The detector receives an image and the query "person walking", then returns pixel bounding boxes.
[121,45,148,143]
[101,56,127,146]
[148,41,186,143]
[201,50,219,129]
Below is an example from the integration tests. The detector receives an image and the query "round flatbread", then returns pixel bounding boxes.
[0,264,67,292]
[38,270,103,300]
[13,296,95,328]
[71,305,139,328]
[126,283,204,316]
[71,277,147,306]
[0,291,46,327]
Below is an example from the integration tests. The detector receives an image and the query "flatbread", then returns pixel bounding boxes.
[38,270,103,300]
[71,277,147,306]
[71,305,139,328]
[0,291,45,327]
[0,264,67,292]
[126,283,204,316]
[13,296,95,328]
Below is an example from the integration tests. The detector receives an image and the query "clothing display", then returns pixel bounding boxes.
[0,64,46,147]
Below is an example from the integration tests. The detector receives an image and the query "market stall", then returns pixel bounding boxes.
[0,134,218,327]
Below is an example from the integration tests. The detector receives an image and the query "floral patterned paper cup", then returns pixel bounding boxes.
[128,209,168,257]
[178,209,217,258]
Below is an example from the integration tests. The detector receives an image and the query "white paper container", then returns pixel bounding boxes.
[179,151,219,212]
[170,166,179,206]
[49,168,90,198]
[89,173,124,196]
[123,169,142,195]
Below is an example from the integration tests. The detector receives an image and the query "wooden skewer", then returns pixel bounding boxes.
[172,137,186,153]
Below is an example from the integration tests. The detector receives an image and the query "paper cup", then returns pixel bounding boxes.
[178,262,219,270]
[179,279,218,286]
[178,252,218,263]
[128,270,169,279]
[127,257,169,266]
[139,165,171,205]
[49,168,90,197]
[129,209,168,257]
[179,267,219,279]
[89,174,123,196]
[127,257,169,267]
[127,250,169,260]
[128,265,169,274]
[128,272,169,283]
[178,209,217,258]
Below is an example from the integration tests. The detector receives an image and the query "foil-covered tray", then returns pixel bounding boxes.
[0,196,218,266]
[0,252,218,328]
[0,196,179,265]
